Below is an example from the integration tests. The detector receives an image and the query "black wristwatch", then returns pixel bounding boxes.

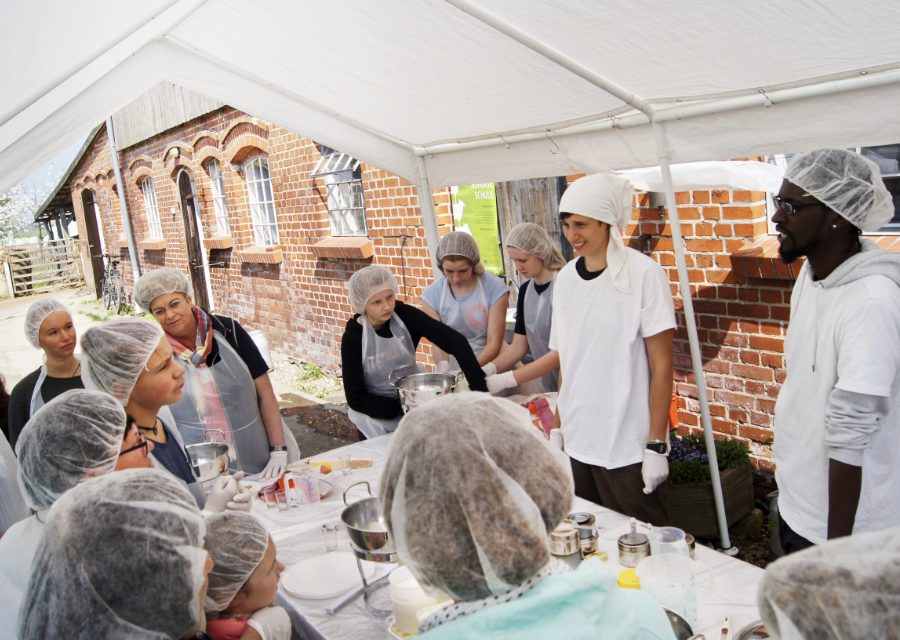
[269,445,287,452]
[646,440,668,455]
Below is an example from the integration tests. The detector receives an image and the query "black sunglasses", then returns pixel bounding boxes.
[772,195,822,217]
[120,431,149,456]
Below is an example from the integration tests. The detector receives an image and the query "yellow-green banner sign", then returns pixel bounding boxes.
[450,183,504,276]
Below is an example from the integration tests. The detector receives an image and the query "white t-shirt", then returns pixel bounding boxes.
[775,262,900,544]
[420,271,508,321]
[0,513,45,628]
[549,249,675,468]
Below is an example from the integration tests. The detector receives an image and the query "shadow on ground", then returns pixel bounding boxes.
[283,405,357,459]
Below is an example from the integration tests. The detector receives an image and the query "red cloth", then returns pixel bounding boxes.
[205,615,250,640]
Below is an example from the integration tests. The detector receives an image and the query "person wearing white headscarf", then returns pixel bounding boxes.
[771,148,900,554]
[341,265,486,439]
[380,393,675,639]
[483,222,567,395]
[8,297,83,447]
[548,173,676,526]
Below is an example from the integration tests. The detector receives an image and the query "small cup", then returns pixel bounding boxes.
[339,454,352,476]
[322,524,338,552]
[260,486,277,509]
[275,491,288,511]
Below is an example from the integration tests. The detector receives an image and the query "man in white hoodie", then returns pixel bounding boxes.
[772,148,900,554]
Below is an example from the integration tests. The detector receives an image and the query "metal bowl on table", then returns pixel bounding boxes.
[340,481,396,561]
[393,372,457,413]
[184,441,230,483]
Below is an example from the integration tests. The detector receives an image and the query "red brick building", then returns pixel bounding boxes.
[67,98,900,474]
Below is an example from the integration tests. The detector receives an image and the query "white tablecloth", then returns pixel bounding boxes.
[252,434,764,640]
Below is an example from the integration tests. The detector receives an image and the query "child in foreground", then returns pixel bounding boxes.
[204,512,291,640]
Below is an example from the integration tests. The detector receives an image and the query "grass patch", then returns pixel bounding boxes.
[298,362,323,381]
[294,362,343,399]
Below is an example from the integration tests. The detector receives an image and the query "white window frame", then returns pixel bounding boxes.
[244,156,279,246]
[323,170,367,236]
[141,177,162,239]
[206,159,231,236]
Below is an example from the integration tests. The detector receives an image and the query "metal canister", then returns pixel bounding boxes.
[617,518,650,568]
[568,511,599,556]
[549,520,581,569]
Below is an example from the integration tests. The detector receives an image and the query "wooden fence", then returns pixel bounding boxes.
[4,238,84,297]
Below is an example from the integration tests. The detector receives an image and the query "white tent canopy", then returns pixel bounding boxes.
[3,0,900,191]
[3,0,900,549]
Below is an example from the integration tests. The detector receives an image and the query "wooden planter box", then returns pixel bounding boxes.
[665,465,754,539]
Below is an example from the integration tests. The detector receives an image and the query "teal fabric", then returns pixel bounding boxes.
[420,558,676,640]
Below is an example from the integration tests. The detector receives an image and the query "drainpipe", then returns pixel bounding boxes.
[106,117,141,281]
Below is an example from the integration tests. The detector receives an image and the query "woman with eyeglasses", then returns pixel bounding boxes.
[0,389,152,628]
[7,298,84,448]
[133,268,298,478]
[80,318,251,512]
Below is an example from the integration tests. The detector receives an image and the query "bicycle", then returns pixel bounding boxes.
[93,253,129,314]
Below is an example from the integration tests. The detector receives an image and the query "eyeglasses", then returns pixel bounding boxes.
[772,196,822,217]
[120,432,149,456]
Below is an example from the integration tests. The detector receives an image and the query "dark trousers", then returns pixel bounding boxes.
[570,457,669,526]
[777,516,815,556]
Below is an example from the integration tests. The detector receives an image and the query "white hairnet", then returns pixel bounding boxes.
[758,526,900,640]
[784,148,895,232]
[16,389,126,511]
[18,468,207,639]
[133,267,191,312]
[80,318,164,405]
[24,298,72,349]
[436,231,484,274]
[505,222,566,271]
[558,173,635,293]
[347,265,399,315]
[204,512,269,614]
[380,392,573,601]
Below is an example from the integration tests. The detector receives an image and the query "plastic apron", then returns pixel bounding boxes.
[523,276,558,393]
[28,354,81,417]
[437,276,489,369]
[168,331,280,475]
[347,314,417,439]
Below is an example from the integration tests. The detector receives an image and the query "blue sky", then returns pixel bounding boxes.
[17,135,88,193]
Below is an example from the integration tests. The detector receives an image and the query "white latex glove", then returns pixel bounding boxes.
[259,450,288,479]
[202,471,243,515]
[486,371,517,395]
[548,429,564,451]
[436,360,450,374]
[481,362,497,377]
[641,449,669,494]
[225,472,252,512]
[246,605,292,640]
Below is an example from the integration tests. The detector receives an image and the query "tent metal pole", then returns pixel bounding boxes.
[413,155,443,278]
[652,121,735,553]
[105,117,141,282]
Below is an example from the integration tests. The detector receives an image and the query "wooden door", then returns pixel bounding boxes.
[177,171,210,310]
[80,189,105,297]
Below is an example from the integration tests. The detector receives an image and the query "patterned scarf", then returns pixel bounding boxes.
[165,305,233,445]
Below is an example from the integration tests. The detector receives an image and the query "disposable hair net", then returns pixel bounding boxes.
[348,265,399,315]
[784,148,894,232]
[18,468,207,639]
[558,173,635,293]
[380,392,573,601]
[80,318,164,405]
[204,512,269,614]
[435,231,484,274]
[24,298,72,348]
[505,222,566,271]
[16,389,126,511]
[758,526,900,640]
[133,267,191,312]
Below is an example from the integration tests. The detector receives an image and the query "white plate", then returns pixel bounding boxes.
[281,551,376,600]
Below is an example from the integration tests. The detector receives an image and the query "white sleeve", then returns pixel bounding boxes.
[834,296,900,397]
[639,263,676,338]
[825,388,889,467]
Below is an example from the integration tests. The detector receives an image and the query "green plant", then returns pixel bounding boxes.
[298,362,323,382]
[668,434,750,485]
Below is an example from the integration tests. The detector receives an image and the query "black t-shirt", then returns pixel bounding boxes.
[8,368,84,449]
[575,256,606,281]
[340,300,487,419]
[204,315,270,379]
[151,419,198,485]
[513,279,552,336]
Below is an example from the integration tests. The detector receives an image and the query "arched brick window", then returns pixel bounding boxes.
[140,177,162,239]
[244,156,278,245]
